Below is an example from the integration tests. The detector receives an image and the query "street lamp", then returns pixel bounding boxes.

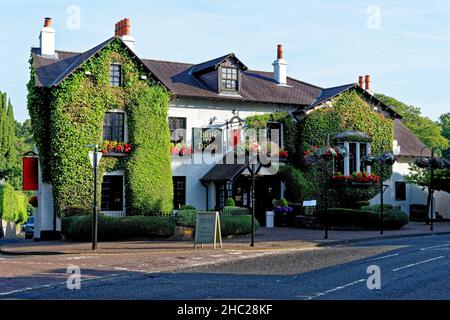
[363,152,396,235]
[86,144,102,250]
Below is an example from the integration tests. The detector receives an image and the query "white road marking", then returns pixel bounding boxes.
[366,253,399,262]
[0,274,119,297]
[306,279,366,300]
[392,256,444,272]
[420,243,450,251]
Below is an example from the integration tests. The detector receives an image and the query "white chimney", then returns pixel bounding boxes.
[273,44,288,85]
[39,17,56,56]
[115,18,135,51]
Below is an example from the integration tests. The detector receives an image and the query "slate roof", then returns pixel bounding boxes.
[394,119,432,157]
[30,36,399,113]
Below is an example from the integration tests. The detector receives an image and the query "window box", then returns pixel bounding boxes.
[101,141,132,157]
[170,143,192,158]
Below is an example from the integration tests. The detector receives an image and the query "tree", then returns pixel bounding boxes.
[405,165,450,194]
[439,113,450,160]
[375,93,448,152]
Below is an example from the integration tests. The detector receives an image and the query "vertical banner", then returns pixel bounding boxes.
[23,156,39,191]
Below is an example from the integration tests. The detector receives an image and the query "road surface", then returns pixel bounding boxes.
[1,234,449,299]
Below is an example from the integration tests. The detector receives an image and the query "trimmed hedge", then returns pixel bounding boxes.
[317,207,408,230]
[62,215,175,241]
[0,183,28,224]
[220,215,260,236]
[221,206,251,216]
[175,209,197,227]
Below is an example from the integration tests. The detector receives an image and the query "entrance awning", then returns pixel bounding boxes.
[200,163,247,183]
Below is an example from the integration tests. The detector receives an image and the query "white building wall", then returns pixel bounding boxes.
[169,97,297,210]
[370,157,450,219]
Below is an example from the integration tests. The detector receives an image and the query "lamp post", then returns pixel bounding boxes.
[248,161,263,247]
[86,144,102,250]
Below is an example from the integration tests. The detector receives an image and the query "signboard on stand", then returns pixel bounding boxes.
[194,211,222,249]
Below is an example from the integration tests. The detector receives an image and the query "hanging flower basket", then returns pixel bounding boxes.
[304,145,347,164]
[279,148,289,161]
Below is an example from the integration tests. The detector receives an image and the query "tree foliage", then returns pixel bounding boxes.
[375,93,448,152]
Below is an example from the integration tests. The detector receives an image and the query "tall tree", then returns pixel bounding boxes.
[440,113,450,160]
[375,93,448,152]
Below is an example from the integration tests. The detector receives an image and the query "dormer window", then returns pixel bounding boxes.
[110,64,122,87]
[221,67,238,92]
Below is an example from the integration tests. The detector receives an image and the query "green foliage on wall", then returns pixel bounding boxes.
[297,90,394,208]
[278,164,313,202]
[245,111,297,156]
[0,183,28,224]
[27,38,173,217]
[126,87,173,215]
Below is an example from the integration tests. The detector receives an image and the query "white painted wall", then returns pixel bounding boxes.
[34,147,60,239]
[370,157,450,219]
[169,97,297,210]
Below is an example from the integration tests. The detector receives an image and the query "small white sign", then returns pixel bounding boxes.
[303,200,317,207]
[88,151,102,168]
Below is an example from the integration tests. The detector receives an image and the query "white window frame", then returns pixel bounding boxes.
[100,170,126,218]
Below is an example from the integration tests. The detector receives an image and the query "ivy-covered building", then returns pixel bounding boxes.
[29,17,422,240]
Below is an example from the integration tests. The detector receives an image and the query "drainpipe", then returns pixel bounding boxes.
[201,181,209,210]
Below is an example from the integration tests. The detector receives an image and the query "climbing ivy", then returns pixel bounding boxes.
[27,38,173,217]
[297,90,394,208]
[245,111,297,156]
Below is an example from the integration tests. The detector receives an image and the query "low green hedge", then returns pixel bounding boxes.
[220,215,260,236]
[175,209,197,227]
[221,206,251,216]
[0,183,28,224]
[317,207,408,230]
[62,214,176,241]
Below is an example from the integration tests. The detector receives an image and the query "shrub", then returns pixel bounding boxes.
[222,206,251,216]
[360,204,393,213]
[225,197,235,207]
[220,215,260,236]
[317,207,408,230]
[63,207,91,217]
[180,205,196,210]
[175,209,197,227]
[278,164,314,202]
[281,198,289,207]
[0,183,28,224]
[62,215,175,241]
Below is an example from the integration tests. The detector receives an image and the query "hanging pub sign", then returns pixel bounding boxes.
[192,127,223,154]
[23,152,38,191]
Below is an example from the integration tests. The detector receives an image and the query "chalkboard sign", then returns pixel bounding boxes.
[194,211,222,249]
[192,128,223,154]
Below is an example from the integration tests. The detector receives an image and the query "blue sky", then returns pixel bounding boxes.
[0,0,449,122]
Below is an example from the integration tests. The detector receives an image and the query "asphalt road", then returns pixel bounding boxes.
[2,234,449,299]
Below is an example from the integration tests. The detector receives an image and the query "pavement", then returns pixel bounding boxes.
[1,221,450,256]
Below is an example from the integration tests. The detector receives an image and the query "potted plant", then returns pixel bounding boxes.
[101,140,132,157]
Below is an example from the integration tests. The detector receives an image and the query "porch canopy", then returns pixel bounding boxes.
[200,163,248,183]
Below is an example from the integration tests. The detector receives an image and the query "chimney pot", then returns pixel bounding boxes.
[277,44,283,60]
[44,17,52,28]
[123,18,131,36]
[364,75,371,91]
[358,76,364,88]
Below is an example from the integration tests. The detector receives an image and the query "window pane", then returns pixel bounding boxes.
[395,181,406,201]
[110,64,122,87]
[173,176,186,209]
[101,175,124,211]
[103,112,124,142]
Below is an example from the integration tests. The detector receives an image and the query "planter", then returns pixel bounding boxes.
[350,182,375,188]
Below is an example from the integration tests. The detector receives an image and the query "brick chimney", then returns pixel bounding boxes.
[364,74,374,94]
[358,76,364,88]
[273,44,288,85]
[115,18,135,51]
[39,17,56,56]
